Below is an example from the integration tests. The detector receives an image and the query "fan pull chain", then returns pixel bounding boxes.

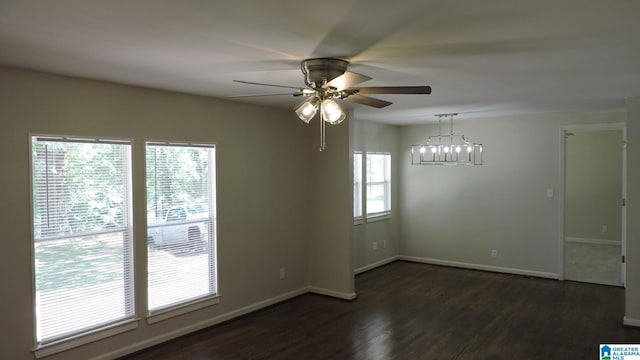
[319,110,326,151]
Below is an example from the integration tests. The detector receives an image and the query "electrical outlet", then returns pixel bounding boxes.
[491,249,498,258]
[372,242,378,250]
[601,225,608,233]
[279,268,285,280]
[383,240,387,249]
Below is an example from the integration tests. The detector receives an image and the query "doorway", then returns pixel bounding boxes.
[561,124,626,286]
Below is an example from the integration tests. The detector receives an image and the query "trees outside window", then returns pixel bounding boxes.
[31,137,134,344]
[145,143,218,313]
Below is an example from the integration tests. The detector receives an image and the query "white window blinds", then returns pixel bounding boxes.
[354,152,363,219]
[366,152,391,216]
[146,142,217,313]
[31,137,134,345]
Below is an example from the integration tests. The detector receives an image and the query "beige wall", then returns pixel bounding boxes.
[351,120,400,271]
[0,66,353,360]
[399,112,625,276]
[565,130,623,241]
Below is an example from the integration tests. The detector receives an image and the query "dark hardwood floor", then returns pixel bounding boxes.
[121,261,640,359]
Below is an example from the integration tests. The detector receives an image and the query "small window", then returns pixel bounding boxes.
[146,142,218,315]
[366,152,391,218]
[31,136,134,346]
[354,152,363,220]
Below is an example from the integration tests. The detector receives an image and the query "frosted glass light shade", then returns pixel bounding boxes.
[295,98,318,123]
[320,99,346,124]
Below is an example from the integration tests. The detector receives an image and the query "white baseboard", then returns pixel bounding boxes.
[354,255,399,274]
[624,316,640,328]
[399,255,559,280]
[565,237,621,246]
[91,287,309,360]
[307,286,357,300]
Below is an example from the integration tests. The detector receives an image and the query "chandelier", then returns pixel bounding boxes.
[411,113,483,165]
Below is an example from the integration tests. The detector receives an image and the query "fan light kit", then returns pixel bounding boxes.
[411,113,483,165]
[233,58,431,151]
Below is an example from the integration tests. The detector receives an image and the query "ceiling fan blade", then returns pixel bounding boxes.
[325,71,371,91]
[345,94,393,108]
[352,86,432,95]
[233,80,305,91]
[228,92,302,98]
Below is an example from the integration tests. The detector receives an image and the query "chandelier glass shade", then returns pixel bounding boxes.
[411,113,483,165]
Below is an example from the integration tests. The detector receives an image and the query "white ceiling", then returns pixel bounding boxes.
[1,0,639,125]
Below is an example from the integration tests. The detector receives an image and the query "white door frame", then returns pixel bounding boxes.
[558,122,627,285]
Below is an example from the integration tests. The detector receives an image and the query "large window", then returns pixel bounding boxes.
[31,136,134,346]
[146,142,217,315]
[366,152,391,217]
[354,152,363,219]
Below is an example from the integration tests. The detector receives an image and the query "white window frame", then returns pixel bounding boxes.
[354,151,363,223]
[145,141,219,323]
[365,152,392,221]
[30,135,137,358]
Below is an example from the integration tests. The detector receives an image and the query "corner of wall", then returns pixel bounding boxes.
[625,97,640,322]
[306,114,354,295]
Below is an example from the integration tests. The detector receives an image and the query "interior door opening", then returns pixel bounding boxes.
[561,125,626,287]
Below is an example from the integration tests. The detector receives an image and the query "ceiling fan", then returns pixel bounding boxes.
[232,58,431,150]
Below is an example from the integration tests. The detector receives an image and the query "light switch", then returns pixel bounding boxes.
[546,188,554,198]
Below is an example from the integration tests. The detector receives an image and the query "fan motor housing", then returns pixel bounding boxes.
[301,58,349,88]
